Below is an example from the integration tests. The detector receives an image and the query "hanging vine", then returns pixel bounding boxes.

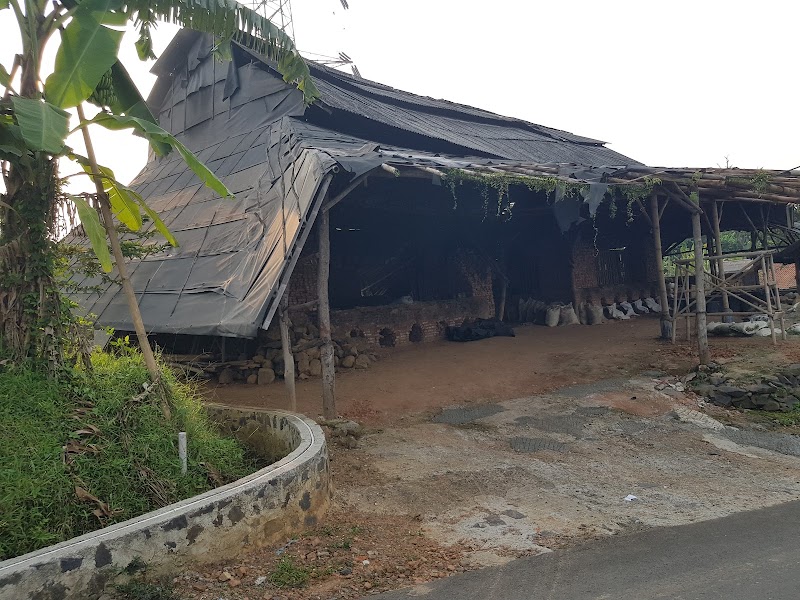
[442,169,585,221]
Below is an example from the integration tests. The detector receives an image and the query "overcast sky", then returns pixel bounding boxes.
[2,0,798,186]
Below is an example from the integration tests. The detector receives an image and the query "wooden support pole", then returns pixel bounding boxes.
[649,193,671,339]
[318,209,336,419]
[795,254,800,291]
[692,209,711,365]
[709,200,730,314]
[279,294,296,412]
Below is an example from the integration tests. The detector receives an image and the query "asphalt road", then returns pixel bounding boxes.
[376,500,800,600]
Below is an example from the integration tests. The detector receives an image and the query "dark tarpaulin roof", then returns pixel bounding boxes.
[68,31,641,338]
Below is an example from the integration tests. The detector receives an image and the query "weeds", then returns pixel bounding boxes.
[269,556,310,588]
[113,581,175,600]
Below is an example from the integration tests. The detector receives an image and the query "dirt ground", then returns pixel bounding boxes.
[174,318,800,600]
[202,318,701,424]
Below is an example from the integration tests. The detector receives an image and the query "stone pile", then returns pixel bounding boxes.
[691,364,800,412]
[180,318,379,385]
[317,418,365,449]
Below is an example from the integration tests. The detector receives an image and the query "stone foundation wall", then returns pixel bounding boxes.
[0,409,330,600]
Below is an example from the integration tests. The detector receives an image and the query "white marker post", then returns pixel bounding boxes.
[178,432,187,475]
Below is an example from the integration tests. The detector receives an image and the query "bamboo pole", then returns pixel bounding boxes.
[318,209,336,419]
[649,193,671,339]
[76,105,159,380]
[709,201,731,315]
[279,294,296,412]
[692,209,711,365]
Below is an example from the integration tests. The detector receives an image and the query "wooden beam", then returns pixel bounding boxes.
[709,200,730,313]
[318,209,336,419]
[288,299,319,312]
[322,172,370,212]
[380,163,400,177]
[279,294,296,412]
[691,207,711,365]
[659,194,670,220]
[634,197,653,227]
[650,193,671,339]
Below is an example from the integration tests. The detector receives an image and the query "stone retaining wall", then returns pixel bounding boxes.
[0,407,330,600]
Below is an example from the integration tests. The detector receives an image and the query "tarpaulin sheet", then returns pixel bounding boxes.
[67,31,638,338]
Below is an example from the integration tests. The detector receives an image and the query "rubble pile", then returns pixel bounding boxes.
[169,317,379,385]
[690,364,800,412]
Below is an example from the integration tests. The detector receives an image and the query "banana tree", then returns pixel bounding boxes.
[0,0,317,373]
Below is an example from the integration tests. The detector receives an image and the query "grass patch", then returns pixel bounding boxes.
[113,581,176,600]
[0,349,257,561]
[269,556,310,588]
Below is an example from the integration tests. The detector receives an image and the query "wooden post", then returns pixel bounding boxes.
[318,209,336,419]
[709,201,731,316]
[691,210,710,365]
[279,294,296,412]
[795,254,800,291]
[649,193,671,339]
[497,278,508,321]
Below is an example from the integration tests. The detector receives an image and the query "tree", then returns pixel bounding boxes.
[0,0,317,373]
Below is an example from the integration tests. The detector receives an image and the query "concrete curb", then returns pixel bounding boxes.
[0,406,331,600]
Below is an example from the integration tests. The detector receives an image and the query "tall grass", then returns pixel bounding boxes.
[0,350,256,560]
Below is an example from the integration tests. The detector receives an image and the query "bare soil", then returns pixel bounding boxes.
[174,318,800,600]
[202,318,698,425]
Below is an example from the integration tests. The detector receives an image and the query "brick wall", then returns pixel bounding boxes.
[571,237,659,305]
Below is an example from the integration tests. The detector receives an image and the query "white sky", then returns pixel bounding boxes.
[2,0,799,186]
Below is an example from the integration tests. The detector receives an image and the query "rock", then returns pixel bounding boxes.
[341,355,356,368]
[340,434,358,449]
[246,373,258,385]
[709,373,725,386]
[272,357,285,376]
[752,394,773,407]
[191,583,208,592]
[762,399,782,411]
[218,571,233,582]
[746,384,773,395]
[254,576,267,586]
[307,346,321,360]
[228,578,241,587]
[339,567,353,576]
[783,364,800,376]
[252,354,266,364]
[711,392,733,407]
[641,370,666,378]
[733,397,756,409]
[715,385,746,398]
[258,368,276,385]
[309,359,322,376]
[693,384,716,398]
[297,351,311,374]
[354,354,371,369]
[218,368,234,385]
[266,326,282,342]
[299,372,310,380]
[333,419,363,438]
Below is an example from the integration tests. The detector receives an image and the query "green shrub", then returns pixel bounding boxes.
[0,350,257,560]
